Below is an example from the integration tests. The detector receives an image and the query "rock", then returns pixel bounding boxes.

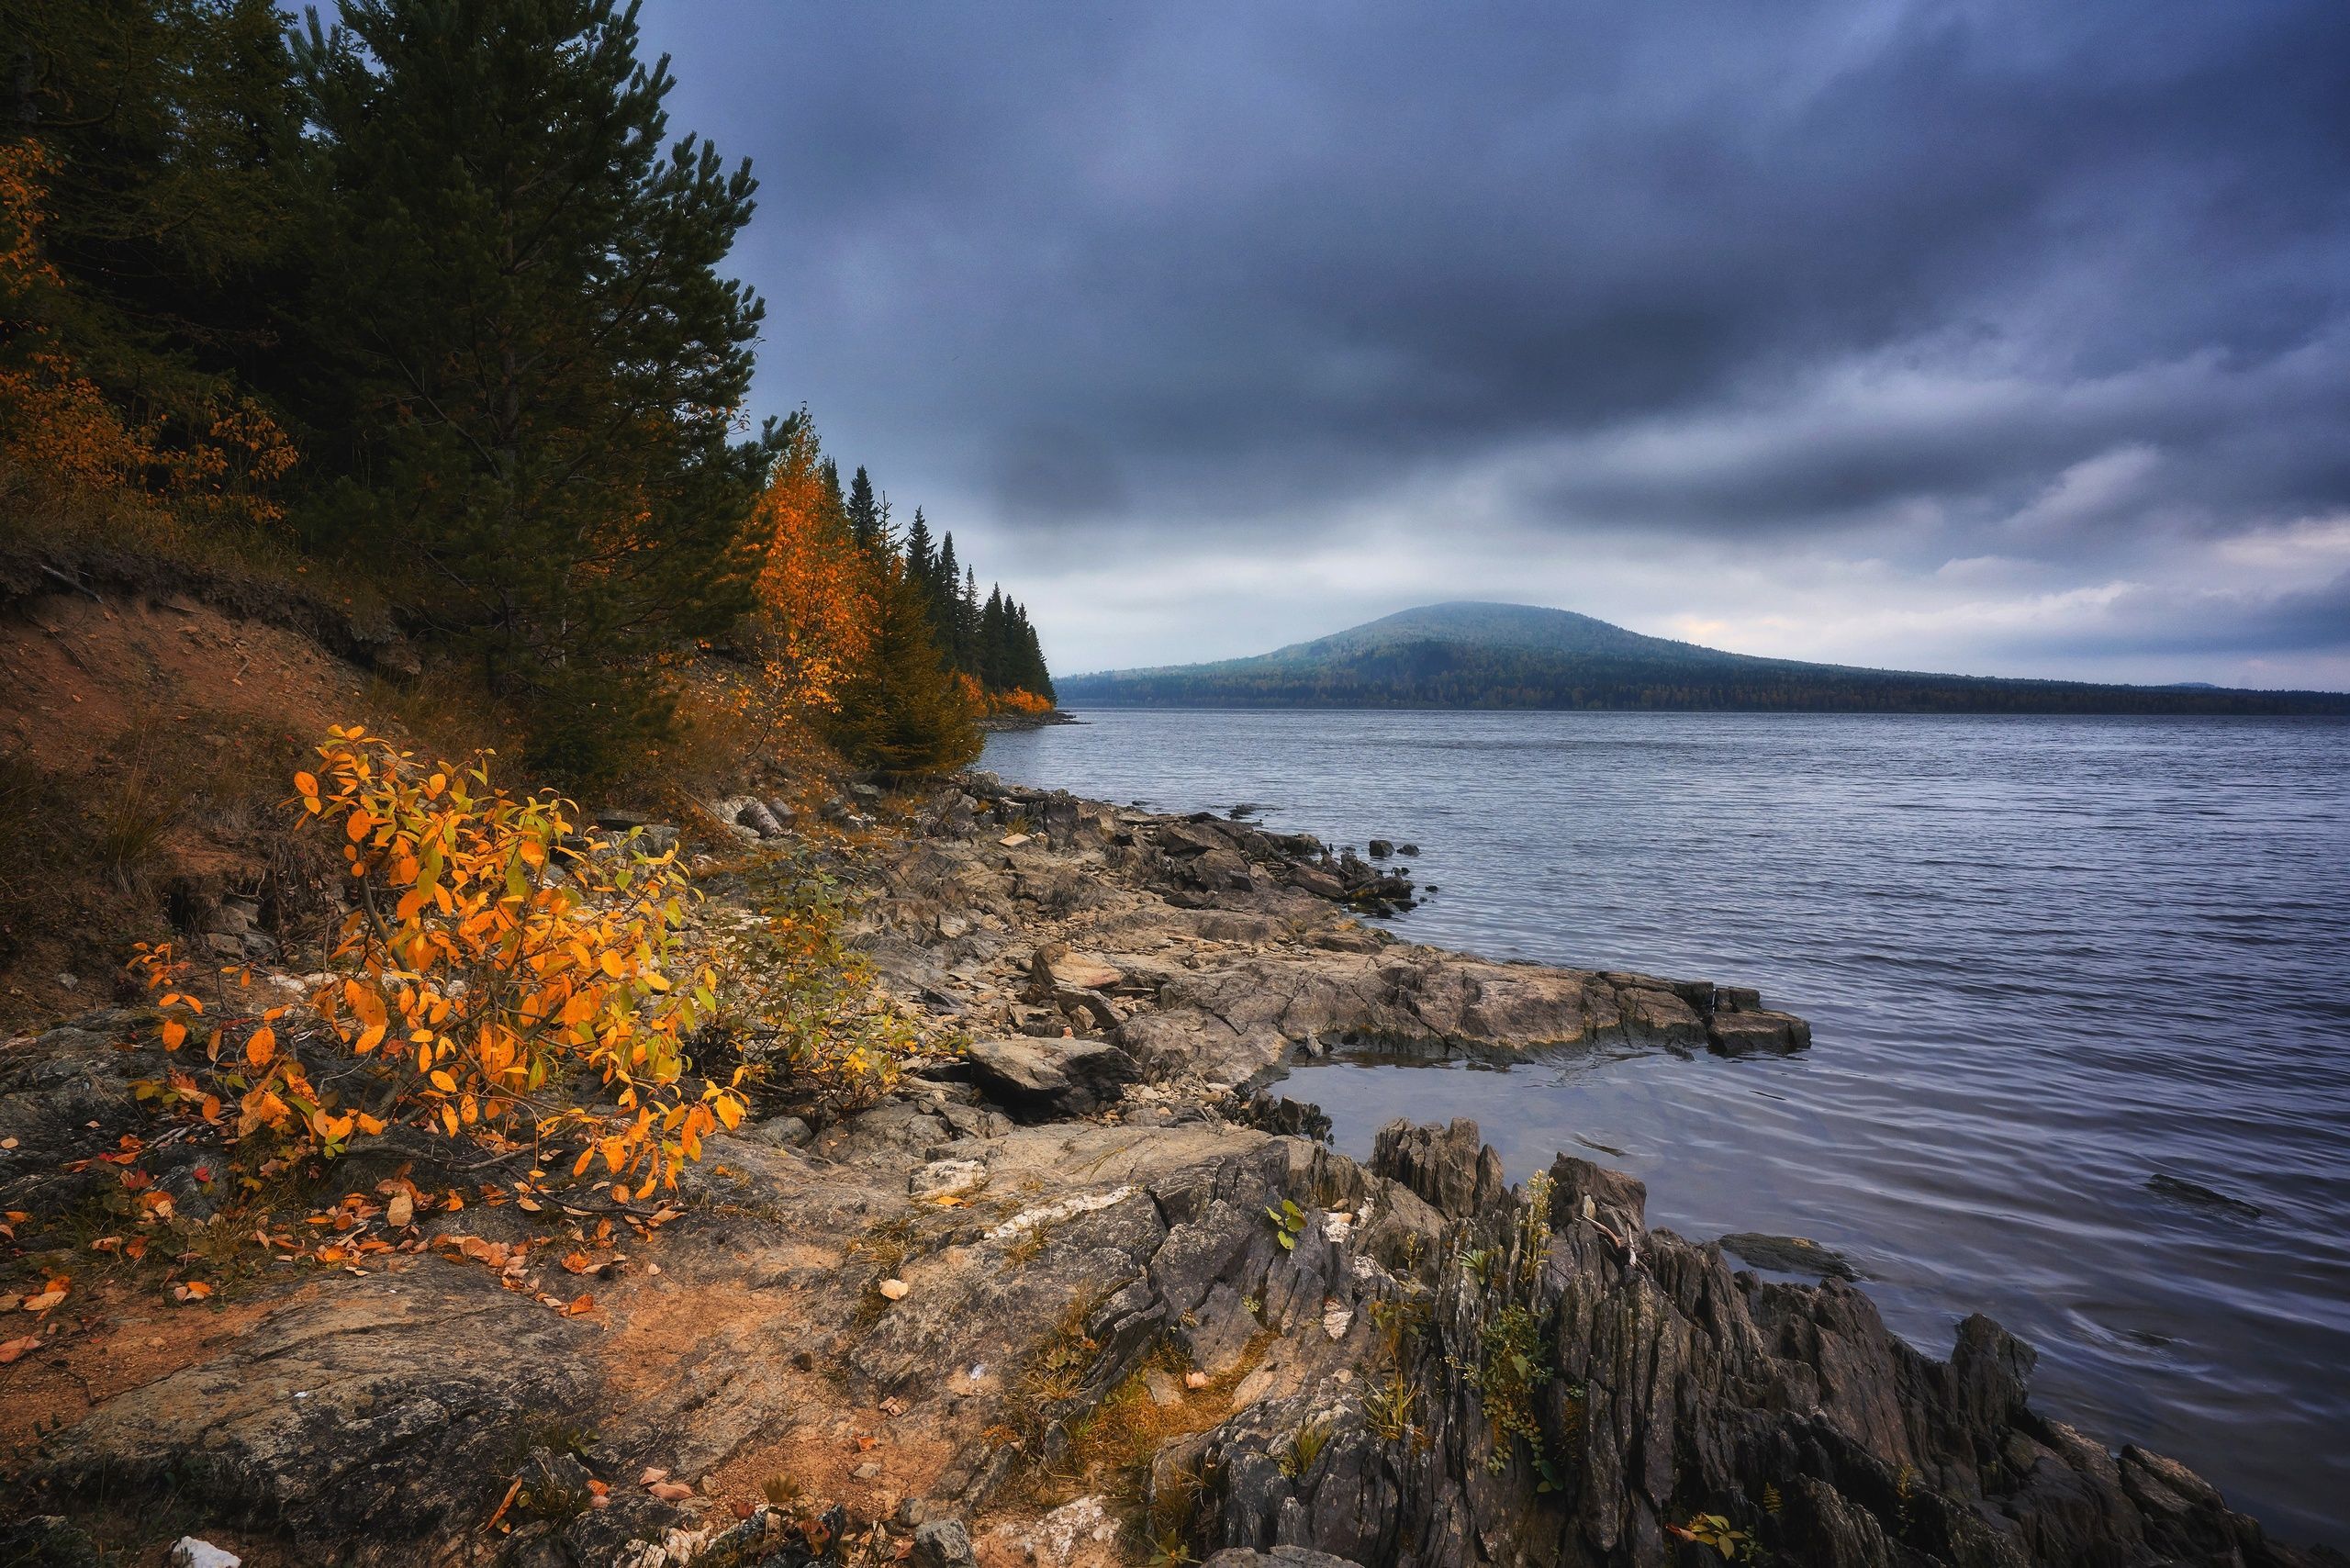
[910,1159,989,1200]
[36,1271,592,1539]
[965,1037,1139,1118]
[1369,1117,1505,1219]
[1544,1153,1647,1231]
[1706,1008,1811,1056]
[1202,1551,1366,1568]
[168,1536,241,1566]
[744,1114,813,1148]
[1047,952,1126,992]
[2147,1172,2264,1220]
[734,798,787,838]
[1366,839,1393,858]
[1395,844,1419,856]
[911,1518,978,1568]
[1718,1230,1858,1280]
[0,1518,103,1566]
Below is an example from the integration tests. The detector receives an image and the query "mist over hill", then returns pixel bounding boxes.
[1058,602,2349,716]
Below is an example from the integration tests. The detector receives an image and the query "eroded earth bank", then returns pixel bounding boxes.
[3,771,2331,1568]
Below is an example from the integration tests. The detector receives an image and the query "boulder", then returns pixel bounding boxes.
[1706,1008,1810,1056]
[965,1037,1140,1118]
[912,1519,979,1568]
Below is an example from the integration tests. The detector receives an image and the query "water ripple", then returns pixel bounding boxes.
[984,710,2350,1546]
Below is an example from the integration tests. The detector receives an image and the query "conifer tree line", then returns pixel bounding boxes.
[0,0,1052,781]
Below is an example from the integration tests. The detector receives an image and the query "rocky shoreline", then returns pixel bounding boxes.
[1,768,2330,1568]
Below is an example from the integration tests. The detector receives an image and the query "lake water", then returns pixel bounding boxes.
[981,709,2350,1547]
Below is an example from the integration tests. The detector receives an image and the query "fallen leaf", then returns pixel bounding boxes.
[650,1481,695,1502]
[173,1281,214,1303]
[562,1294,594,1316]
[877,1278,910,1301]
[560,1250,592,1274]
[639,1467,669,1485]
[386,1192,414,1228]
[0,1335,42,1364]
[1184,1371,1210,1390]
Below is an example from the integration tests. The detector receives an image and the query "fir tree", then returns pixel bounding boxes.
[903,508,934,591]
[290,0,776,781]
[845,465,878,554]
[821,548,979,778]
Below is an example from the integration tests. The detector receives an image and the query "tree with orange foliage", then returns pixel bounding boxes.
[744,412,876,716]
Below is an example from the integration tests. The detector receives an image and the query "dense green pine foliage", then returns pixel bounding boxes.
[4,0,1056,783]
[819,547,981,778]
[290,0,781,778]
[3,0,303,455]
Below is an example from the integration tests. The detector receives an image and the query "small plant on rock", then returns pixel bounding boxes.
[1667,1512,1758,1561]
[1364,1372,1420,1447]
[1279,1416,1334,1478]
[1264,1198,1305,1250]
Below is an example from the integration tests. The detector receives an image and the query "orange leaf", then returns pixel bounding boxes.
[560,1250,592,1274]
[244,1025,276,1067]
[563,1293,594,1316]
[160,1019,187,1050]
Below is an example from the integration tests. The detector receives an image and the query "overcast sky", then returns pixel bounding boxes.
[637,0,2350,688]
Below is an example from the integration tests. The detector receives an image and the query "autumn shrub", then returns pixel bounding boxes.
[698,846,922,1120]
[140,725,746,1200]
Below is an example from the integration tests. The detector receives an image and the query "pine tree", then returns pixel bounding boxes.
[958,566,980,674]
[4,0,304,499]
[903,508,934,592]
[291,0,776,782]
[845,465,878,555]
[820,548,979,778]
[933,531,963,665]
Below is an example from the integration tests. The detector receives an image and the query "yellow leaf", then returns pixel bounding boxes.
[244,1026,275,1067]
[429,1070,456,1092]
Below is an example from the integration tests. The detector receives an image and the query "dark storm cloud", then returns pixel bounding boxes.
[636,0,2350,675]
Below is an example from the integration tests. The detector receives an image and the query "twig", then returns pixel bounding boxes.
[39,564,101,604]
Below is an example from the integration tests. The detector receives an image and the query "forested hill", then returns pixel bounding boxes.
[1059,602,2350,716]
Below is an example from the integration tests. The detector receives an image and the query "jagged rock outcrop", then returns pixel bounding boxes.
[1158,1120,2326,1568]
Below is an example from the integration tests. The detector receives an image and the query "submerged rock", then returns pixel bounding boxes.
[1717,1229,1860,1280]
[2147,1172,2265,1220]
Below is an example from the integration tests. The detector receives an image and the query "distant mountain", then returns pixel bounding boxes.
[1058,602,2350,716]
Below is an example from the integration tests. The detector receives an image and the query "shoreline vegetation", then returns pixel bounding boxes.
[1,742,2331,1566]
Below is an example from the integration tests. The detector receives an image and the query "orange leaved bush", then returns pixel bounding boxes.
[290,725,745,1196]
[137,727,745,1201]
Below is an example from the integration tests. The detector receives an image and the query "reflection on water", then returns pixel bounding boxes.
[983,709,2350,1546]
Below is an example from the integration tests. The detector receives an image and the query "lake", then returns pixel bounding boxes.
[981,708,2350,1548]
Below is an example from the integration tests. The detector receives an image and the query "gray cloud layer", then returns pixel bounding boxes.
[640,0,2350,686]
